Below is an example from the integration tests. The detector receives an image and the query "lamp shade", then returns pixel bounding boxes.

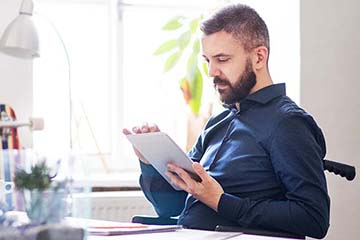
[0,0,40,59]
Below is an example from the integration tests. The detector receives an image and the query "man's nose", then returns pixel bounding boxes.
[208,62,221,77]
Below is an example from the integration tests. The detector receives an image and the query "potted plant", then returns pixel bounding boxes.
[14,161,68,225]
[154,15,212,151]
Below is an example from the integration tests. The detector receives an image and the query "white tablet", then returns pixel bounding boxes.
[126,132,201,190]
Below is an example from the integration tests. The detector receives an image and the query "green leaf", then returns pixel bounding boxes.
[187,53,198,80]
[189,68,203,115]
[178,31,192,50]
[202,61,209,76]
[192,39,200,54]
[14,161,53,190]
[162,16,184,30]
[164,51,182,72]
[153,39,178,55]
[189,18,199,33]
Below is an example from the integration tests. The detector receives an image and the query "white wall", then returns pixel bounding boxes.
[300,0,360,239]
[0,0,33,148]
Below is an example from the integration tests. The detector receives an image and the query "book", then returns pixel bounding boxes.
[87,223,182,236]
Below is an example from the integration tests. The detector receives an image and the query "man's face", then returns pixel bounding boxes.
[201,31,256,104]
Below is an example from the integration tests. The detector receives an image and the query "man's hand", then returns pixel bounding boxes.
[122,123,160,165]
[166,162,224,212]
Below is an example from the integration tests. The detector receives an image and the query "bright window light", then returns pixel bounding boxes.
[33,0,299,182]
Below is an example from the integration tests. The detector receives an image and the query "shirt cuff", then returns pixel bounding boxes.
[218,193,248,221]
[139,160,159,176]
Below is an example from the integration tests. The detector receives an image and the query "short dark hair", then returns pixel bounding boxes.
[201,4,270,53]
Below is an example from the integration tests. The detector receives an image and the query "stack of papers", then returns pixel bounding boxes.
[87,222,181,236]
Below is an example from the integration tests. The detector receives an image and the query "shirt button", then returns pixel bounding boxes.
[184,210,189,215]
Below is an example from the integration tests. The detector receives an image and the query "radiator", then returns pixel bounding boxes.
[72,191,156,222]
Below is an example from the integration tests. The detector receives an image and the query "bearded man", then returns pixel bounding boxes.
[123,4,330,239]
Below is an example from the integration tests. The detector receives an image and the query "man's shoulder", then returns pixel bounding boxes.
[270,96,323,135]
[264,95,322,133]
[269,96,312,121]
[274,96,305,115]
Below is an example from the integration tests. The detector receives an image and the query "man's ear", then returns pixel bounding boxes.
[251,46,268,70]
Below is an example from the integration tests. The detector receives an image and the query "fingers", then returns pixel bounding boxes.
[122,128,132,135]
[132,126,142,134]
[168,165,193,183]
[167,163,196,192]
[167,163,223,211]
[141,122,150,133]
[149,123,160,132]
[125,123,160,134]
[166,170,188,190]
[192,162,208,182]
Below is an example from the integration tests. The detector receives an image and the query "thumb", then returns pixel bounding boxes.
[122,128,132,135]
[192,162,208,181]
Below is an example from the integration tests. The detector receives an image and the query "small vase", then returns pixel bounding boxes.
[23,188,67,225]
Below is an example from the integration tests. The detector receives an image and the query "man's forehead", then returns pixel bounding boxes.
[201,31,244,56]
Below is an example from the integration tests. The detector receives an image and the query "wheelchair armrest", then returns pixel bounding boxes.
[215,225,305,239]
[131,215,178,225]
[323,159,356,181]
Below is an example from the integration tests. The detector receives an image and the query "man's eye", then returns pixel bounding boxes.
[217,57,229,63]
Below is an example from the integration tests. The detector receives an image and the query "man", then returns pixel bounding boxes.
[123,4,330,239]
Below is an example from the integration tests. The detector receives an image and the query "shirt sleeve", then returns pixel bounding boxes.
[217,114,330,239]
[139,161,187,218]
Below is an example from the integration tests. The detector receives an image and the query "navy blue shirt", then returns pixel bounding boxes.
[139,83,330,238]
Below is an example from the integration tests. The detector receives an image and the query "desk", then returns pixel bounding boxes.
[66,217,302,240]
[87,228,301,240]
[7,212,302,240]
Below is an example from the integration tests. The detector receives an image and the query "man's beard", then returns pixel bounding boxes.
[213,58,256,104]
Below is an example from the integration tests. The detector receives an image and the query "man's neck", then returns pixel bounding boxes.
[250,71,273,94]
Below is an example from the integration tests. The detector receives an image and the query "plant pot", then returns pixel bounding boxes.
[23,188,67,225]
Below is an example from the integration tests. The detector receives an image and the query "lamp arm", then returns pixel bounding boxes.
[34,12,73,149]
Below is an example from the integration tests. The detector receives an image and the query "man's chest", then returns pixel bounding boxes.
[199,118,280,193]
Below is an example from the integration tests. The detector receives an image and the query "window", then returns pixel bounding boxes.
[33,0,299,182]
[33,0,112,175]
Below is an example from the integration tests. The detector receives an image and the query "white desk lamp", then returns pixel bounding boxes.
[0,0,44,131]
[0,0,39,59]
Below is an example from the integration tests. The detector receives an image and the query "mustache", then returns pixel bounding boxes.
[213,77,229,85]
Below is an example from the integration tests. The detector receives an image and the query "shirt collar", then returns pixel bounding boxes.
[224,83,286,111]
[246,83,286,104]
